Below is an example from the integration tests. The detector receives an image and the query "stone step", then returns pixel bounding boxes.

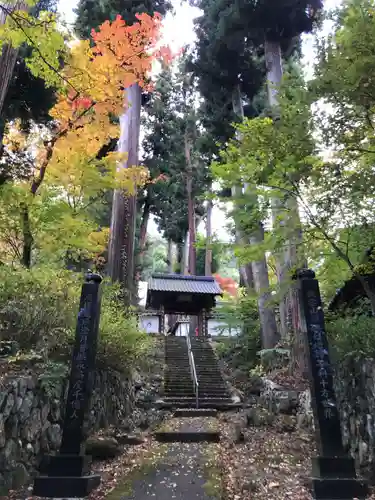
[197,376,225,380]
[156,400,241,410]
[164,377,193,382]
[192,352,216,356]
[163,396,233,404]
[165,356,189,360]
[164,385,195,390]
[164,393,197,397]
[165,391,228,398]
[164,376,192,380]
[196,389,229,394]
[173,408,218,417]
[165,363,190,366]
[196,372,222,377]
[197,388,227,392]
[165,387,195,391]
[197,379,225,382]
[197,389,227,393]
[165,367,191,370]
[196,368,220,371]
[165,369,191,373]
[154,431,220,443]
[195,362,218,366]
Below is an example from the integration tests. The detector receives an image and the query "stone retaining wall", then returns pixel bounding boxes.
[297,357,375,477]
[335,358,375,474]
[0,367,134,493]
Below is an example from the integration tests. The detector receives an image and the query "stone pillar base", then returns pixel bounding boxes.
[33,454,100,498]
[311,456,368,499]
[33,475,101,498]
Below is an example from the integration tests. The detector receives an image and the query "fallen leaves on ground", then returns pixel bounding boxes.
[216,412,315,500]
[215,411,375,500]
[9,411,375,499]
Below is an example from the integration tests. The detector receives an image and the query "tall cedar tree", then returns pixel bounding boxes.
[74,0,172,303]
[192,0,278,347]
[241,0,322,340]
[142,62,209,273]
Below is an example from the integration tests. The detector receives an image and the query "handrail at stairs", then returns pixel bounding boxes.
[186,334,199,408]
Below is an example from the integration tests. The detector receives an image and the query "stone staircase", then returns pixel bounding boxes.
[190,337,233,407]
[164,336,195,400]
[161,336,235,409]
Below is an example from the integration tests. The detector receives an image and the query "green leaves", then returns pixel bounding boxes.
[313,0,375,155]
[0,7,67,89]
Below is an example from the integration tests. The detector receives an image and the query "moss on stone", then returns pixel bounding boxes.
[202,444,224,499]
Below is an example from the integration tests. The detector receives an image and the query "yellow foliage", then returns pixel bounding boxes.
[0,13,171,265]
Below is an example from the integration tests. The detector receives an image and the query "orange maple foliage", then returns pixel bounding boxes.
[213,274,238,297]
[29,12,172,196]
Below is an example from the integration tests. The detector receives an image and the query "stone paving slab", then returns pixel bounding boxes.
[107,417,221,500]
[160,416,218,433]
[115,443,217,500]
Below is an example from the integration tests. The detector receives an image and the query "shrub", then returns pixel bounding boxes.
[97,282,152,370]
[0,266,80,357]
[0,266,151,371]
[215,292,261,370]
[326,313,375,360]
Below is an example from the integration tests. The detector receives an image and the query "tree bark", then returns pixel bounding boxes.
[183,231,189,275]
[265,37,304,338]
[249,224,280,349]
[0,2,27,118]
[167,239,173,273]
[185,132,196,276]
[139,195,150,255]
[108,83,141,304]
[21,203,32,268]
[232,83,278,346]
[205,197,213,276]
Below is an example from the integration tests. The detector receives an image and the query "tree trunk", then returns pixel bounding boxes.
[183,231,189,275]
[167,239,173,273]
[21,203,33,268]
[167,240,178,334]
[265,38,283,110]
[0,2,26,118]
[108,83,141,304]
[139,195,150,255]
[265,37,304,338]
[205,198,213,276]
[185,133,196,276]
[249,224,280,349]
[232,83,278,346]
[231,86,255,290]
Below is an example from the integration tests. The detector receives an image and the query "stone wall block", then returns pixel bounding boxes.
[22,408,42,442]
[19,391,33,423]
[3,393,14,420]
[0,415,5,448]
[47,423,61,450]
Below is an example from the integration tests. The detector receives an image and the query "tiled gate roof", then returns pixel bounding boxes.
[148,274,222,295]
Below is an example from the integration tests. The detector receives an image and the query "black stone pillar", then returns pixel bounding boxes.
[33,273,102,498]
[296,269,368,499]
